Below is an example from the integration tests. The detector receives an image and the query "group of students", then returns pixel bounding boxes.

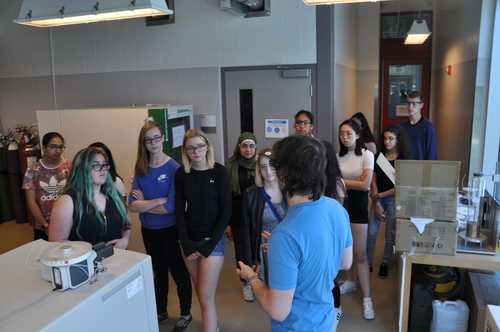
[21,88,435,332]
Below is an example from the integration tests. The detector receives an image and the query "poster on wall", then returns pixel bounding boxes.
[265,119,288,138]
[172,125,185,148]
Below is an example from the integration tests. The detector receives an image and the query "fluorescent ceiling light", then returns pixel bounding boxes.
[302,0,388,5]
[404,19,431,44]
[14,0,173,28]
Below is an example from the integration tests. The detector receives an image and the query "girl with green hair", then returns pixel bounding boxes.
[49,147,131,249]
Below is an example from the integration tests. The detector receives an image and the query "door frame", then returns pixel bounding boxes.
[221,65,317,160]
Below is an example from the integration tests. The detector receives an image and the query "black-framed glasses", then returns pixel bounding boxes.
[239,143,256,149]
[91,163,109,171]
[406,102,422,107]
[185,144,206,153]
[144,135,162,144]
[46,145,66,151]
[295,120,311,126]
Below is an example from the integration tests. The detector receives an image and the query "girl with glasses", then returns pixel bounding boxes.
[367,124,412,280]
[224,132,258,302]
[129,122,193,331]
[336,119,375,320]
[88,142,127,204]
[49,147,131,248]
[23,132,71,241]
[175,129,231,332]
[294,110,315,136]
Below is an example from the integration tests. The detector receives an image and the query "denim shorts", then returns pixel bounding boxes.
[191,236,225,256]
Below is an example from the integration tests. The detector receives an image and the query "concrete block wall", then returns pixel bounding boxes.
[0,0,316,160]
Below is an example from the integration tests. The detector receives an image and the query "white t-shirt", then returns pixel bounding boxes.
[337,149,374,184]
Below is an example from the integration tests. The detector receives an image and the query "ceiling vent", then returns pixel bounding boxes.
[220,0,270,18]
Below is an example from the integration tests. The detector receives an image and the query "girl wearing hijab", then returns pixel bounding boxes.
[224,132,257,302]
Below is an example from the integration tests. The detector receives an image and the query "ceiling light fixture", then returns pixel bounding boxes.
[13,0,173,28]
[302,0,388,5]
[404,18,431,44]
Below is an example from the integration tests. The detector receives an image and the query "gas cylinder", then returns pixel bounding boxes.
[6,141,28,224]
[0,140,15,223]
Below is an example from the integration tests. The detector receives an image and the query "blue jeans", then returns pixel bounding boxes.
[366,196,395,265]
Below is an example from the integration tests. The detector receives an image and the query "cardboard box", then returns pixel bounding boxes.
[395,218,458,255]
[485,305,500,332]
[465,272,500,332]
[395,160,460,221]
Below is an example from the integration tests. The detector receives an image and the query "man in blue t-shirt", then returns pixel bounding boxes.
[399,90,437,160]
[237,135,353,332]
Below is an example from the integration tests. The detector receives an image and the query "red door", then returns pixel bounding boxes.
[381,58,431,130]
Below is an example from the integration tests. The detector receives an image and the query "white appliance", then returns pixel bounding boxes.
[39,241,96,291]
[0,240,158,332]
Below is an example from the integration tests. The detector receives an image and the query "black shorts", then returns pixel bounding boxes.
[345,189,369,224]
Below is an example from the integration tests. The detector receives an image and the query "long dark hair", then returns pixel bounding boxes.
[351,112,375,144]
[379,124,413,160]
[322,140,346,202]
[88,142,123,183]
[338,119,365,157]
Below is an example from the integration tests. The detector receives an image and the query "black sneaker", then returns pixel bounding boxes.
[369,264,373,275]
[158,312,169,324]
[173,316,193,332]
[378,263,388,279]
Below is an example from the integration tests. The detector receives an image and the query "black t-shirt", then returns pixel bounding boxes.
[374,152,396,193]
[67,191,124,245]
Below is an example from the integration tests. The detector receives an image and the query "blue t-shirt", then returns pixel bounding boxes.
[129,159,179,229]
[268,196,352,332]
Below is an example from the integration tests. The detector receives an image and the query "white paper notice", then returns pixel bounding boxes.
[172,125,185,148]
[396,105,408,117]
[126,276,143,299]
[376,153,396,185]
[265,119,288,138]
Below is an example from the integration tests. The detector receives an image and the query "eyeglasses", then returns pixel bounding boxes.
[185,144,206,153]
[295,121,311,126]
[406,102,422,107]
[91,163,109,171]
[144,135,162,144]
[46,145,66,151]
[339,132,354,138]
[239,144,255,149]
[383,136,397,141]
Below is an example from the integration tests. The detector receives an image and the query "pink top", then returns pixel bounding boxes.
[365,141,377,156]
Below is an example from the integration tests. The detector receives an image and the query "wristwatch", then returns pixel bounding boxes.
[41,223,49,230]
[246,275,263,287]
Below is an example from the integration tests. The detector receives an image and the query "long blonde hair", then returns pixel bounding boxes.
[181,129,215,173]
[134,122,163,176]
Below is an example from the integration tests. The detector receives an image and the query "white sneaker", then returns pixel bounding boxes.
[242,285,255,302]
[332,306,342,331]
[363,299,375,320]
[338,280,357,294]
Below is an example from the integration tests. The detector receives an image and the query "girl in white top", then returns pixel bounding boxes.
[336,119,375,321]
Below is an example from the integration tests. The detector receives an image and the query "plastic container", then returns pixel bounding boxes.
[429,299,469,332]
